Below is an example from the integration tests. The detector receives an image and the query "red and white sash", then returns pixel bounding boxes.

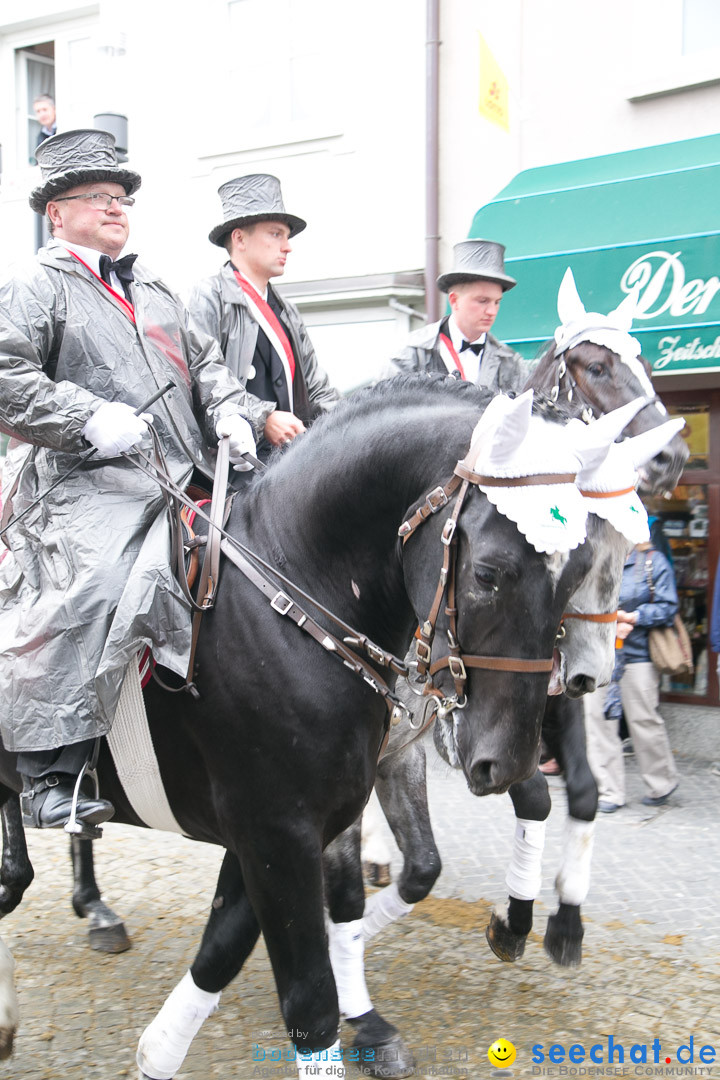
[438,333,466,380]
[233,271,296,411]
[69,251,136,323]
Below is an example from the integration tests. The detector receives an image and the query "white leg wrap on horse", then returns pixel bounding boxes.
[327,918,373,1019]
[136,970,220,1080]
[0,939,18,1050]
[362,882,414,941]
[505,818,546,901]
[554,817,596,906]
[297,1038,346,1078]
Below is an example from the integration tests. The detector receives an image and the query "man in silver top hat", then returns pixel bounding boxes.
[189,174,339,463]
[390,239,527,393]
[0,129,260,831]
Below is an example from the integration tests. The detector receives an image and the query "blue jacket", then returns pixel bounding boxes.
[620,547,679,664]
[710,556,720,654]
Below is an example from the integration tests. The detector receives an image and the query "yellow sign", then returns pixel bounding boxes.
[478,34,510,132]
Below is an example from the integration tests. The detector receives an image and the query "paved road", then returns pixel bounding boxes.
[0,745,718,1079]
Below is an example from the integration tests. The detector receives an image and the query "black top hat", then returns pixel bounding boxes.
[29,128,141,214]
[209,173,306,246]
[436,239,517,293]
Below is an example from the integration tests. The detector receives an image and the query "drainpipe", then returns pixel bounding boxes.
[425,0,441,322]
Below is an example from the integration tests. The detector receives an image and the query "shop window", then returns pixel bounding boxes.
[644,402,709,698]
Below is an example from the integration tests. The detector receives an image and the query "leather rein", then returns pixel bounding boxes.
[126,427,618,753]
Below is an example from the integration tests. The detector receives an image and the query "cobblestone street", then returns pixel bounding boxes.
[0,744,718,1080]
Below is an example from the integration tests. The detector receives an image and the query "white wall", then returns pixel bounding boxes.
[437,0,720,281]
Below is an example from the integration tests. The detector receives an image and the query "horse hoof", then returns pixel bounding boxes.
[347,1010,415,1079]
[0,1028,14,1060]
[89,922,132,953]
[363,861,392,887]
[544,915,583,967]
[485,911,527,962]
[359,1033,416,1078]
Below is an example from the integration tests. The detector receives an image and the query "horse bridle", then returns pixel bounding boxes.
[397,445,581,717]
[547,346,660,424]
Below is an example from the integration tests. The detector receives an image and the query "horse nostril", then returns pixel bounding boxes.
[566,674,596,698]
[469,759,497,791]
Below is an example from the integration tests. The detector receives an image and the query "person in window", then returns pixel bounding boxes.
[584,540,680,813]
[0,129,260,831]
[389,239,528,393]
[33,93,57,147]
[189,174,339,465]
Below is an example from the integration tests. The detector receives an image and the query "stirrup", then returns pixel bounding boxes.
[64,759,105,840]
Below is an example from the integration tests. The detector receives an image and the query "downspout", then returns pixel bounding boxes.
[425,0,440,322]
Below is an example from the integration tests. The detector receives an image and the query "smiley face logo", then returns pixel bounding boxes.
[488,1039,516,1068]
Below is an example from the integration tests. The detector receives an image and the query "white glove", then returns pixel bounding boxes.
[82,401,153,458]
[216,414,257,472]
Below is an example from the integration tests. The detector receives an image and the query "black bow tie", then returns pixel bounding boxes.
[99,253,137,299]
[460,339,483,356]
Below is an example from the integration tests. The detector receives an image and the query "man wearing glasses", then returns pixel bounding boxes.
[0,129,261,830]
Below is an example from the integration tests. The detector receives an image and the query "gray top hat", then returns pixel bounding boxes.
[437,239,517,293]
[209,173,306,246]
[29,128,141,214]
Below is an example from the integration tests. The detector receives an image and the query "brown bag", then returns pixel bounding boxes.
[643,551,694,677]
[648,616,694,677]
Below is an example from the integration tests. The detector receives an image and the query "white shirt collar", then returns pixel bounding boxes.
[447,316,486,382]
[55,239,129,298]
[232,265,269,301]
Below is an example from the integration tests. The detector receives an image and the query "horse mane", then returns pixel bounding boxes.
[255,372,580,484]
[316,373,496,433]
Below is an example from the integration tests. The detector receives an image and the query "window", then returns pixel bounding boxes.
[16,42,55,164]
[226,0,341,142]
[682,0,720,55]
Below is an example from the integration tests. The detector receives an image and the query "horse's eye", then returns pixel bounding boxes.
[474,564,500,591]
[587,362,607,377]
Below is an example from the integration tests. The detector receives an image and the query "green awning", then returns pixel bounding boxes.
[469,134,720,376]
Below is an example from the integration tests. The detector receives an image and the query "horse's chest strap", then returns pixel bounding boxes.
[219,540,402,721]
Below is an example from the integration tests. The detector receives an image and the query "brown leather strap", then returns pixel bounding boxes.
[562,610,618,623]
[185,436,232,690]
[578,486,636,498]
[454,464,577,486]
[398,475,463,542]
[220,538,396,757]
[429,654,554,675]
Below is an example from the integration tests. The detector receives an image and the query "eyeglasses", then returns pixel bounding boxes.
[53,192,135,210]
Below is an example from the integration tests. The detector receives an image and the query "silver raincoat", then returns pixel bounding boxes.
[390,317,529,394]
[0,240,258,752]
[189,262,339,424]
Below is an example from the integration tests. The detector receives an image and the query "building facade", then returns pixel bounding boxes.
[1,0,719,713]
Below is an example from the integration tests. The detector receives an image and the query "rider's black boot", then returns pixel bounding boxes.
[20,774,114,830]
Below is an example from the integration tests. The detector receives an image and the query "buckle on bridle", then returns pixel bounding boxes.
[441,518,457,546]
[270,591,293,615]
[366,642,386,665]
[415,639,432,666]
[427,486,449,512]
[447,656,467,682]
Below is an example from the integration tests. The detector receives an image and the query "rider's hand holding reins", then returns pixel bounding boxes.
[216,414,257,471]
[82,401,153,458]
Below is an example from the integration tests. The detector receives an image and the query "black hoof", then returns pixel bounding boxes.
[89,921,132,953]
[347,1010,415,1079]
[544,911,583,967]
[0,1029,13,1060]
[485,910,527,962]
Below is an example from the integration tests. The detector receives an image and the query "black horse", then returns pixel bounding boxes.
[350,338,687,980]
[0,376,604,1072]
